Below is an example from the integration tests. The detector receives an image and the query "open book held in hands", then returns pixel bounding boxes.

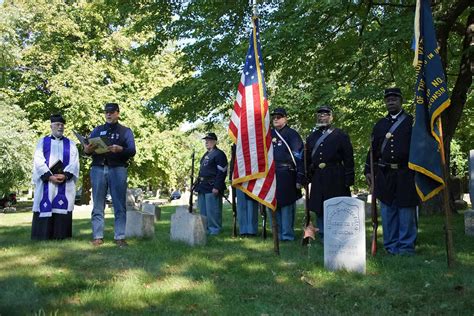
[73,130,110,154]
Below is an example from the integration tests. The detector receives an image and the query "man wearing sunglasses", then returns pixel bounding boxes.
[270,107,304,241]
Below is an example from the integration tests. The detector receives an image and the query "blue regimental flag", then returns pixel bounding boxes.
[408,0,451,201]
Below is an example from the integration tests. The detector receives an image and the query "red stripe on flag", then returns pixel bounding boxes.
[229,121,238,140]
[239,87,252,176]
[251,83,265,172]
[247,179,256,192]
[233,162,239,179]
[258,162,275,200]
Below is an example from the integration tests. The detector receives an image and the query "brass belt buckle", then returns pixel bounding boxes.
[390,163,398,169]
[318,163,326,169]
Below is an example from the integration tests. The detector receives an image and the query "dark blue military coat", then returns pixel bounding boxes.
[195,147,228,194]
[365,111,419,207]
[306,127,354,215]
[272,125,304,207]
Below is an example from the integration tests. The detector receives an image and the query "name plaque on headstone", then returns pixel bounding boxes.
[324,197,366,274]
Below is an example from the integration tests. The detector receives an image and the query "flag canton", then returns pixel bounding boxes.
[243,19,266,95]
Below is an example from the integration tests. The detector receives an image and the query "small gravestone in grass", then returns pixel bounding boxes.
[125,190,154,238]
[324,197,366,274]
[142,202,161,221]
[170,206,207,246]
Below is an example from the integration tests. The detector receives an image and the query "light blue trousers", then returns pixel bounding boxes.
[380,202,417,255]
[268,203,296,241]
[236,189,258,235]
[198,192,222,235]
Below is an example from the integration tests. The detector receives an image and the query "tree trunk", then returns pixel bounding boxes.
[80,167,91,205]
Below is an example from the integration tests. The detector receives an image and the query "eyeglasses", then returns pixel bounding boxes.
[317,112,331,117]
[272,115,284,120]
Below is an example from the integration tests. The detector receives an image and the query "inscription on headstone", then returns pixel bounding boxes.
[324,197,366,274]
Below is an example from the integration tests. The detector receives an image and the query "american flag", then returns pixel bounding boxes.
[228,17,276,210]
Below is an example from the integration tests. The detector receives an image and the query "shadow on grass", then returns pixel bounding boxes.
[0,206,473,314]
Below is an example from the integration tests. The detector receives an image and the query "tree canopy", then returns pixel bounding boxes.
[0,0,472,194]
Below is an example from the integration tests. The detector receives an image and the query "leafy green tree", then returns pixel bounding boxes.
[0,0,192,199]
[0,95,35,195]
[152,0,472,190]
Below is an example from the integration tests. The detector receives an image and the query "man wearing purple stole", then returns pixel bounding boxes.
[31,114,80,240]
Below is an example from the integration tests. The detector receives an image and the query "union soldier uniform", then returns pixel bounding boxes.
[270,107,304,241]
[196,133,228,235]
[229,145,259,236]
[306,106,354,238]
[236,189,259,236]
[365,88,419,255]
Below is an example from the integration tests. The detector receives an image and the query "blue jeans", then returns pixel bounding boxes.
[236,189,258,235]
[198,192,222,235]
[90,166,128,240]
[380,202,417,255]
[269,203,295,241]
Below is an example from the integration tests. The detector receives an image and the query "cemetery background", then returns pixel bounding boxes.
[0,1,473,314]
[1,201,473,315]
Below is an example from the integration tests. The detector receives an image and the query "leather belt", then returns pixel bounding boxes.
[378,161,407,170]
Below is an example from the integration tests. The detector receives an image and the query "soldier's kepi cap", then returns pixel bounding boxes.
[202,132,218,141]
[384,87,402,98]
[316,105,333,114]
[104,102,120,112]
[50,114,66,124]
[270,107,287,117]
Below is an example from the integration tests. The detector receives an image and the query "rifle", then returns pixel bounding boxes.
[302,143,317,246]
[230,145,237,237]
[369,139,378,256]
[189,150,195,213]
[260,203,267,239]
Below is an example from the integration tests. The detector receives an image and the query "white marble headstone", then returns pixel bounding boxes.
[170,206,207,246]
[324,197,366,274]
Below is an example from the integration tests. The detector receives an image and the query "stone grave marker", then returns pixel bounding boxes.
[170,205,207,246]
[142,202,161,221]
[324,196,366,274]
[125,211,155,238]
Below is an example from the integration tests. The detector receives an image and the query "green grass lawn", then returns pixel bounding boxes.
[0,204,473,315]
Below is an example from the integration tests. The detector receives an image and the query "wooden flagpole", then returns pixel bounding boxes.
[437,117,455,268]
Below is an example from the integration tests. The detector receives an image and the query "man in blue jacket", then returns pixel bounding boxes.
[271,107,304,241]
[84,103,136,247]
[365,88,419,255]
[195,133,228,235]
